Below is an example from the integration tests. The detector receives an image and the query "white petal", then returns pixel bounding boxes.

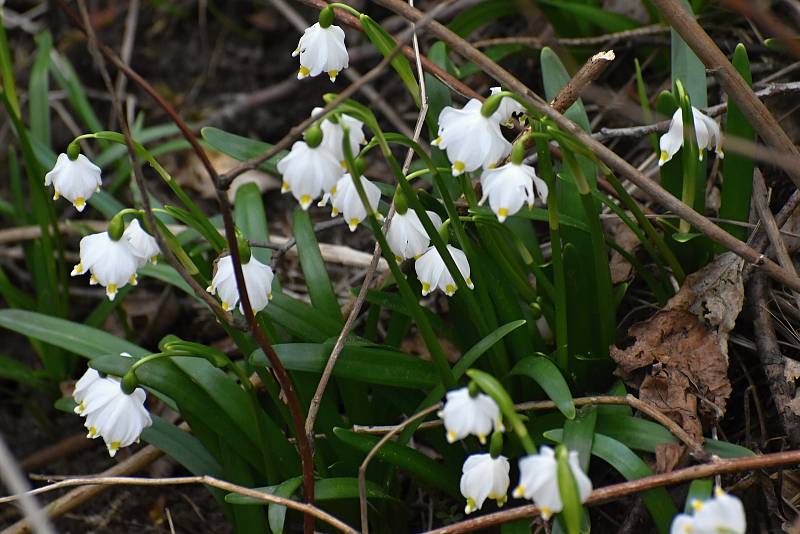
[659,109,684,166]
[670,514,696,534]
[123,219,160,266]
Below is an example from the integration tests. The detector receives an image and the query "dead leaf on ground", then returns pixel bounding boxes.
[610,253,743,471]
[605,218,640,284]
[173,150,279,201]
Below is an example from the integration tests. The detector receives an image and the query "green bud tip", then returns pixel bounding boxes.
[354,157,366,177]
[67,141,81,161]
[236,230,252,264]
[489,430,504,458]
[304,123,324,148]
[480,94,503,118]
[467,380,480,398]
[393,189,409,215]
[529,301,542,319]
[107,213,126,241]
[319,6,335,28]
[121,370,138,395]
[511,139,527,165]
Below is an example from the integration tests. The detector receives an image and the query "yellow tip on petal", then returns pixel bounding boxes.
[281,182,290,192]
[496,495,507,508]
[87,426,98,438]
[446,430,457,443]
[328,70,339,82]
[445,284,457,296]
[74,197,86,211]
[497,207,509,222]
[53,191,60,200]
[89,274,98,285]
[74,401,85,414]
[421,282,431,295]
[452,161,466,175]
[339,160,348,169]
[206,285,214,293]
[268,292,273,300]
[108,441,121,457]
[540,507,552,520]
[477,433,487,444]
[691,499,704,512]
[659,150,668,162]
[431,136,442,146]
[129,274,138,286]
[512,485,525,498]
[714,487,725,498]
[221,302,230,312]
[150,256,158,265]
[299,194,313,209]
[298,66,310,79]
[348,218,359,231]
[465,497,477,514]
[106,284,118,300]
[331,207,340,216]
[71,262,84,276]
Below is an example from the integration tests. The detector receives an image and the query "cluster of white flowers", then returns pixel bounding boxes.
[45,153,102,212]
[440,386,592,518]
[73,364,152,457]
[71,218,160,301]
[670,487,746,534]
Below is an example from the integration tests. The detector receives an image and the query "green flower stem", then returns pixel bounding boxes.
[70,132,226,251]
[676,80,699,235]
[341,129,455,389]
[326,2,362,17]
[555,444,583,534]
[404,166,452,181]
[467,369,536,454]
[535,130,569,371]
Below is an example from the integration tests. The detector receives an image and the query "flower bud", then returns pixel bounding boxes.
[304,123,324,148]
[319,6,335,28]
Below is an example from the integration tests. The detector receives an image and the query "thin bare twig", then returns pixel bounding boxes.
[0,475,357,534]
[358,404,441,534]
[0,433,55,534]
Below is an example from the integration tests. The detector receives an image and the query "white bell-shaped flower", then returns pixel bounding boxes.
[415,244,474,297]
[460,453,510,514]
[433,99,511,176]
[438,387,503,444]
[207,254,275,313]
[671,488,746,534]
[123,219,159,267]
[330,173,382,231]
[277,140,343,209]
[44,153,102,212]
[659,107,723,166]
[71,231,140,301]
[293,22,348,82]
[72,367,152,457]
[312,107,366,166]
[513,446,593,520]
[386,209,442,261]
[479,162,547,222]
[490,87,525,126]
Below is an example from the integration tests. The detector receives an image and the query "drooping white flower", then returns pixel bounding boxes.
[671,488,746,534]
[277,140,343,209]
[433,99,511,176]
[415,244,474,297]
[330,173,382,231]
[513,446,593,520]
[71,231,140,301]
[44,153,102,212]
[659,107,723,166]
[207,255,275,313]
[72,366,152,457]
[312,107,366,166]
[293,22,348,82]
[460,453,510,514]
[479,162,548,222]
[123,219,159,267]
[490,87,525,126]
[386,209,442,261]
[438,387,503,444]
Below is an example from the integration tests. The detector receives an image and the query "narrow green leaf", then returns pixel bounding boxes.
[0,309,147,358]
[251,343,437,389]
[563,406,597,473]
[359,15,420,106]
[671,0,707,108]
[235,182,271,263]
[333,428,458,496]
[29,31,52,145]
[685,479,713,513]
[201,126,284,175]
[292,208,342,324]
[142,415,223,478]
[510,355,576,419]
[0,355,43,388]
[269,477,303,534]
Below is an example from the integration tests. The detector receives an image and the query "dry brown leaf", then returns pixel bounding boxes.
[174,150,279,201]
[605,218,640,284]
[610,309,732,471]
